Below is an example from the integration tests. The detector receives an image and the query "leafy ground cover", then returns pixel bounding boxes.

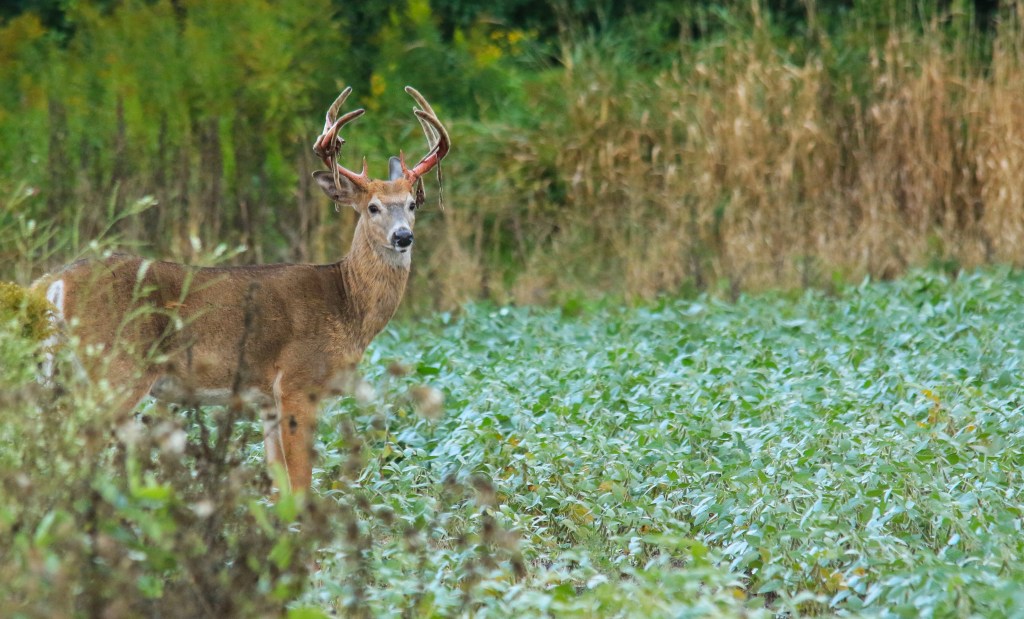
[4,267,1024,617]
[309,268,1024,616]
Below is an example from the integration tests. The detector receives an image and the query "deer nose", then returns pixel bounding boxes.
[392,229,414,249]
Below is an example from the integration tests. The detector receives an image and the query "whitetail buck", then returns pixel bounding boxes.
[33,85,449,492]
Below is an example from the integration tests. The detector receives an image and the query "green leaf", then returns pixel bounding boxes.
[287,607,331,619]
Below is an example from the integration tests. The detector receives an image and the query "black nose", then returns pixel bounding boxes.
[392,229,414,248]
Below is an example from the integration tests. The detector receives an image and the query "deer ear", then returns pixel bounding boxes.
[388,156,405,182]
[313,171,357,207]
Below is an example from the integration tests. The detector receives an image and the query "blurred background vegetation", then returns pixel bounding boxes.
[1,0,1021,310]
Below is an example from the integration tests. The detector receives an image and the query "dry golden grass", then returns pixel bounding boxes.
[416,9,1024,308]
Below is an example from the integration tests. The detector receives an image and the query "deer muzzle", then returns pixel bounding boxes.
[391,228,414,251]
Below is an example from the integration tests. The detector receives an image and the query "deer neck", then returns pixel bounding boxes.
[334,220,410,343]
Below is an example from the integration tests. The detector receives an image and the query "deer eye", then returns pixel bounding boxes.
[408,203,417,212]
[368,204,381,215]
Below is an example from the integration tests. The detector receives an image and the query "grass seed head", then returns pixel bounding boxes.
[409,384,444,419]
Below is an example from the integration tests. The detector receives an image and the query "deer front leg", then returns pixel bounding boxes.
[112,373,162,417]
[268,372,320,493]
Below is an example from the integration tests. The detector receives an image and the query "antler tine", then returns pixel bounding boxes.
[401,86,451,182]
[406,86,448,149]
[315,108,365,161]
[323,86,353,133]
[416,110,445,150]
[405,85,435,116]
[405,86,437,143]
[313,86,371,190]
[414,115,438,150]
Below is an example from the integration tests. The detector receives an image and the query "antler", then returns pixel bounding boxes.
[313,86,371,190]
[399,86,451,182]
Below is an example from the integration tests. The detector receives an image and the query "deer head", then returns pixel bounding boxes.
[312,86,450,266]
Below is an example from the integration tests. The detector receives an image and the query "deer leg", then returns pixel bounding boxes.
[101,356,161,419]
[270,372,320,493]
[278,393,318,492]
[110,374,161,419]
[262,405,288,488]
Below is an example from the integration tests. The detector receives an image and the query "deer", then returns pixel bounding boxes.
[32,85,450,493]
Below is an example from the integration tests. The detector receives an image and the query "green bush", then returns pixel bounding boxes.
[0,281,52,342]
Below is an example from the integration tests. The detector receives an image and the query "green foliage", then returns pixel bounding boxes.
[0,339,332,615]
[0,281,52,342]
[302,266,1024,615]
[4,266,1024,615]
[0,0,534,268]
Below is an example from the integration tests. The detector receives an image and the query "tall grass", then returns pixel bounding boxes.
[2,1,1023,308]
[461,4,1024,304]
